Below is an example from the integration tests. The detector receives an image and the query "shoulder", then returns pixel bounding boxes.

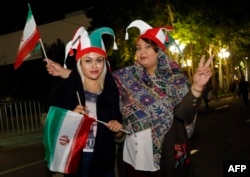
[112,65,135,77]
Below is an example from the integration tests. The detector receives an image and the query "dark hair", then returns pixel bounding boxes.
[141,38,159,53]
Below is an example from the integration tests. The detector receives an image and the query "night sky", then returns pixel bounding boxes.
[0,0,248,35]
[0,0,92,35]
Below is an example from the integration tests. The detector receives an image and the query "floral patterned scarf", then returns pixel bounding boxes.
[113,50,190,168]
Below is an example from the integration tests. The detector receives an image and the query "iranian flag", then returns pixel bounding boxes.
[43,106,95,174]
[14,4,41,69]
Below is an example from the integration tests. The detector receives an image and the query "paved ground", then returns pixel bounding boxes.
[190,96,250,177]
[0,133,43,148]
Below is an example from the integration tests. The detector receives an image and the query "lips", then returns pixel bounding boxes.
[139,57,147,60]
[90,70,99,74]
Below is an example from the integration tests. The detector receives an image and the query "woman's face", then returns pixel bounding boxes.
[135,38,158,75]
[80,52,105,81]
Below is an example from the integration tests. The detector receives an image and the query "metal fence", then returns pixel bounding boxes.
[0,100,45,138]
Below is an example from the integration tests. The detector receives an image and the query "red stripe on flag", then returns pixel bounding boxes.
[64,114,95,174]
[14,29,40,69]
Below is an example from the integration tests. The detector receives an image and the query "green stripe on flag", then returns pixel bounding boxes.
[43,106,67,165]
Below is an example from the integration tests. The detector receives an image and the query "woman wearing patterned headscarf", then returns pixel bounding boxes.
[112,20,213,177]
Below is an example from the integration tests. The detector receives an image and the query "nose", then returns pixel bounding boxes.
[92,61,97,68]
[139,49,145,54]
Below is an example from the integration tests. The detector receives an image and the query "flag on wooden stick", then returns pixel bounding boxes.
[43,106,95,174]
[14,4,41,69]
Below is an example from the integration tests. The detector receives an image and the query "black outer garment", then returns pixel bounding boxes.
[47,65,122,177]
[160,91,202,177]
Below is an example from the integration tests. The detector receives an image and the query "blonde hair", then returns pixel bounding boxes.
[76,58,107,91]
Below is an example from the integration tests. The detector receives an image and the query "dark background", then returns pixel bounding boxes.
[0,59,60,100]
[0,0,94,35]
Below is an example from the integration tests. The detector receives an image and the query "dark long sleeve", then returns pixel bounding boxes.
[174,91,202,122]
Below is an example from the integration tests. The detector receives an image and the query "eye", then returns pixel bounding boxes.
[83,57,92,63]
[146,44,151,49]
[85,59,91,63]
[96,57,104,63]
[136,45,141,51]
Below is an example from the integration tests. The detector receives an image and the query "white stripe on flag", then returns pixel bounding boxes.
[44,106,87,173]
[49,110,83,172]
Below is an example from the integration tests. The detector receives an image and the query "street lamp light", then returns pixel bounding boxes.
[218,48,230,90]
[218,48,230,59]
[169,45,178,53]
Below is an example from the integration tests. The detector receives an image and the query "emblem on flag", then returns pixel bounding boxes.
[43,106,95,174]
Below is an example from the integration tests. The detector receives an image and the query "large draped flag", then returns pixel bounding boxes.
[43,106,95,174]
[14,4,41,69]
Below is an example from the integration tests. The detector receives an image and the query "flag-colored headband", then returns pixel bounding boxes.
[64,26,117,67]
[125,19,173,51]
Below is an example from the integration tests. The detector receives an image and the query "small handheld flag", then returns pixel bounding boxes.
[14,4,41,69]
[43,106,95,174]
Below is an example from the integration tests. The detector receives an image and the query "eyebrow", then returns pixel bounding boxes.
[82,56,105,60]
